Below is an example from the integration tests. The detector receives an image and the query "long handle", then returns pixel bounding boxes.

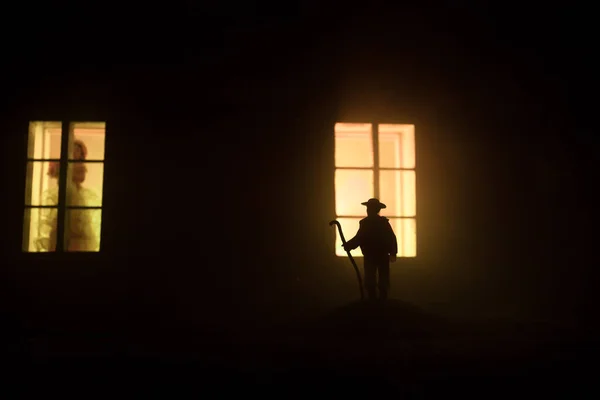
[329,220,364,301]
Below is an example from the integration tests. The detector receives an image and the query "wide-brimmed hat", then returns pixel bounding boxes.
[361,198,387,209]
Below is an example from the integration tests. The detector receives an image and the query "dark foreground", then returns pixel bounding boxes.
[2,300,597,396]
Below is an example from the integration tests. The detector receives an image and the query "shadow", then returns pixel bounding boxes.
[313,299,453,340]
[265,299,599,396]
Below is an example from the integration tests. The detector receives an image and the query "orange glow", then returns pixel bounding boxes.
[390,218,417,257]
[335,169,374,216]
[23,121,106,252]
[334,123,373,167]
[379,170,416,218]
[70,123,106,160]
[333,217,417,257]
[378,124,415,169]
[27,121,62,160]
[334,217,364,256]
[334,122,417,257]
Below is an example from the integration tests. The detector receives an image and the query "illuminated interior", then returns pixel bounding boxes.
[23,121,106,252]
[334,122,416,257]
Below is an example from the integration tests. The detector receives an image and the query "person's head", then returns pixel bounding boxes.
[72,140,88,160]
[71,140,88,186]
[361,198,386,216]
[47,162,60,179]
[46,139,89,183]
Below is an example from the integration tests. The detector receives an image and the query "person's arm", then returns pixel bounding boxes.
[343,221,363,251]
[35,188,58,251]
[386,220,398,262]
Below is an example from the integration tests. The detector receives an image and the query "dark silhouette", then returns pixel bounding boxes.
[329,220,364,300]
[342,198,398,301]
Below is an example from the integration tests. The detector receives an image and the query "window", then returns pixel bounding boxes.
[334,122,416,257]
[22,121,106,252]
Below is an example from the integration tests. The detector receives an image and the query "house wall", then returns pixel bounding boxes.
[1,10,597,338]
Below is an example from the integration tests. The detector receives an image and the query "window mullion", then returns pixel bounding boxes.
[55,121,72,252]
[373,122,379,199]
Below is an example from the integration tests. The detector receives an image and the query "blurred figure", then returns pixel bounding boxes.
[46,139,88,184]
[343,198,398,300]
[35,139,100,252]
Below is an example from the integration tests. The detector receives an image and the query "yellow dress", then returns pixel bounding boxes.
[35,185,101,252]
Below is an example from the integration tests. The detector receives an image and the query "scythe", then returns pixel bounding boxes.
[329,220,364,301]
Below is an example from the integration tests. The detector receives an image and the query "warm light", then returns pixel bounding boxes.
[334,123,373,167]
[378,124,415,169]
[379,170,416,218]
[335,169,374,216]
[334,122,417,257]
[27,121,62,160]
[334,217,364,257]
[390,218,417,257]
[23,121,106,252]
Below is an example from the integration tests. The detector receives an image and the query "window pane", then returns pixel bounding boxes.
[27,121,61,160]
[66,162,104,207]
[24,161,60,206]
[335,122,373,167]
[64,209,102,252]
[390,218,417,257]
[378,124,415,169]
[335,169,374,216]
[379,170,416,217]
[69,122,106,161]
[334,217,364,257]
[23,207,58,252]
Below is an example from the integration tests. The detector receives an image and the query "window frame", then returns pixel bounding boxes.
[334,122,417,257]
[23,121,106,253]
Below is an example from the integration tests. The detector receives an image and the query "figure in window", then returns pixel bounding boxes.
[35,139,101,252]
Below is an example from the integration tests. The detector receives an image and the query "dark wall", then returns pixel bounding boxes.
[1,4,598,336]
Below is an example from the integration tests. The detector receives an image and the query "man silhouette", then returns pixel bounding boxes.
[343,198,398,300]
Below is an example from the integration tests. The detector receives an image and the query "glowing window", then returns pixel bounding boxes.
[22,121,106,252]
[334,123,416,257]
